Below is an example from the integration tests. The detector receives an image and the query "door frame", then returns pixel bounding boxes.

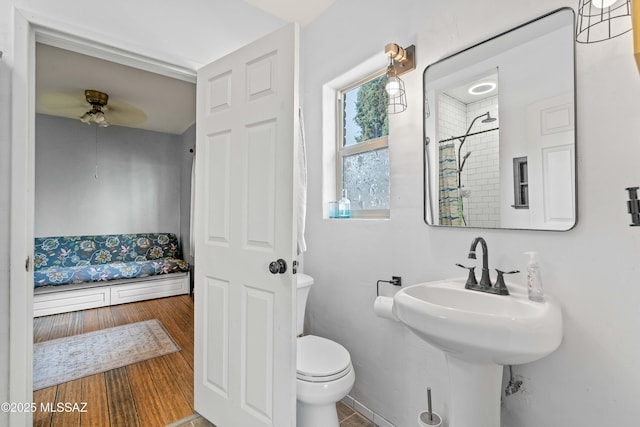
[10,8,196,425]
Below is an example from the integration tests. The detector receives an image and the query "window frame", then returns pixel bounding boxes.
[335,68,390,219]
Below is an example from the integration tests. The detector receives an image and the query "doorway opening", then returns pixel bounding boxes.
[11,13,197,425]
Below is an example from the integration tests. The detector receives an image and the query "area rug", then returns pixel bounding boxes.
[33,319,180,390]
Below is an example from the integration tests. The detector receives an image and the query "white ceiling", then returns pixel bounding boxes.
[34,0,335,135]
[243,0,336,26]
[36,43,197,135]
[443,70,499,105]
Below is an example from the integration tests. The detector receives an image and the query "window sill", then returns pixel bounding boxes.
[326,209,390,220]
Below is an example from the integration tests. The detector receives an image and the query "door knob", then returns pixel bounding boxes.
[268,259,287,274]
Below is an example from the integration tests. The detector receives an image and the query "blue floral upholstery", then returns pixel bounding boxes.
[34,233,190,288]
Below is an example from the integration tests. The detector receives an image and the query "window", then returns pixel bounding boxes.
[336,71,390,218]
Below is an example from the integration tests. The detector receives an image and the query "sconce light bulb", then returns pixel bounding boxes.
[591,0,617,8]
[385,77,401,96]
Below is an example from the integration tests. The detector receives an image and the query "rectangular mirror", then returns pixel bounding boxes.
[423,8,576,231]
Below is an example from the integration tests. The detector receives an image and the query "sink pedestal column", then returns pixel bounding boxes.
[445,354,503,427]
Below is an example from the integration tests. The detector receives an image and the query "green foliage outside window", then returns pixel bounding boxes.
[354,75,389,143]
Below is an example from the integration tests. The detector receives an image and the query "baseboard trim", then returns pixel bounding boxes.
[164,413,202,427]
[341,394,395,427]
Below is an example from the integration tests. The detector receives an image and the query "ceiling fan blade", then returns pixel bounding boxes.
[105,100,147,126]
[41,106,88,118]
[38,91,86,111]
[38,90,148,127]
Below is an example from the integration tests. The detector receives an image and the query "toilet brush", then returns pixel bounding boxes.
[418,387,442,427]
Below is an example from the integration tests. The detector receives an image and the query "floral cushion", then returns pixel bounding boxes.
[34,233,190,288]
[34,258,190,288]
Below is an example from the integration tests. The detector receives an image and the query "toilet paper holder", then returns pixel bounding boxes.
[376,276,402,296]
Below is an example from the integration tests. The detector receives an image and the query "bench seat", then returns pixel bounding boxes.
[33,232,190,317]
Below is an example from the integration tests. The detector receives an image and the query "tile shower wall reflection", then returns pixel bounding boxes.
[438,95,500,227]
[464,97,499,227]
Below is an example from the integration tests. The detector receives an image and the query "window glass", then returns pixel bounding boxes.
[337,71,390,218]
[342,148,390,211]
[342,75,389,147]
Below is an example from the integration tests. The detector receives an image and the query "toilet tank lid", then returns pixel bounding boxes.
[297,273,314,289]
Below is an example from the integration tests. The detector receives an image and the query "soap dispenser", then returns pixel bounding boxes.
[338,189,351,218]
[524,252,545,302]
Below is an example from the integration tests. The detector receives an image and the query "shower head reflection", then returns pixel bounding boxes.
[482,112,497,123]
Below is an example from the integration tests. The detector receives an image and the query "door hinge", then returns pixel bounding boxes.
[25,256,30,272]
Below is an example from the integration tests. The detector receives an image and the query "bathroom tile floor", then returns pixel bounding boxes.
[337,401,377,426]
[168,402,376,427]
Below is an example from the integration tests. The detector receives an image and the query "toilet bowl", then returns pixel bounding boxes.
[296,274,355,427]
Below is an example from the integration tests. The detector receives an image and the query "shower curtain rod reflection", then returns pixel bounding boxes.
[438,126,499,144]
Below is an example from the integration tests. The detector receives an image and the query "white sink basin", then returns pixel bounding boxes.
[393,278,563,364]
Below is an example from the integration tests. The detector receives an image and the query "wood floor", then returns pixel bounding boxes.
[33,296,377,427]
[33,295,195,427]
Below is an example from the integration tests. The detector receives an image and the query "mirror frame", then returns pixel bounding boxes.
[422,7,577,231]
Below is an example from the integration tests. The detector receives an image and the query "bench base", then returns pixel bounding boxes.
[33,273,190,317]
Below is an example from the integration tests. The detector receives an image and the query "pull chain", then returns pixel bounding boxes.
[94,124,99,179]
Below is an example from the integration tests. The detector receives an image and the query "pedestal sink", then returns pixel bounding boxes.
[393,278,562,427]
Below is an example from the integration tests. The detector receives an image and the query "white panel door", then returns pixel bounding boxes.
[526,94,575,230]
[193,23,299,427]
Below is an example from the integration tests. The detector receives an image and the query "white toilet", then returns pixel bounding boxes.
[296,274,355,427]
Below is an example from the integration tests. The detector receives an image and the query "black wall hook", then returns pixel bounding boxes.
[626,187,640,226]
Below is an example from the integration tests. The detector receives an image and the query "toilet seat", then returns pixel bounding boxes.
[297,335,351,383]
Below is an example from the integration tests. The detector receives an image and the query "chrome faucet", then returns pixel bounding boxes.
[456,237,519,295]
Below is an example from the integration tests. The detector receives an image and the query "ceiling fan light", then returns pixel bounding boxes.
[79,90,111,127]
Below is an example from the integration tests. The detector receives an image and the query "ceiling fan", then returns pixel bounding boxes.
[38,89,147,128]
[80,90,110,127]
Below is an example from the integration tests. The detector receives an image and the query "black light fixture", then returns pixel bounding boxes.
[384,43,415,114]
[576,0,632,43]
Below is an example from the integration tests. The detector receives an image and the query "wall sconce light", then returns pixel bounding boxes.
[384,43,416,114]
[576,0,632,43]
[634,0,640,72]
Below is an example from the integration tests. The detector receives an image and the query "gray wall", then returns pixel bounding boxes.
[302,0,640,426]
[35,114,183,238]
[179,123,196,263]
